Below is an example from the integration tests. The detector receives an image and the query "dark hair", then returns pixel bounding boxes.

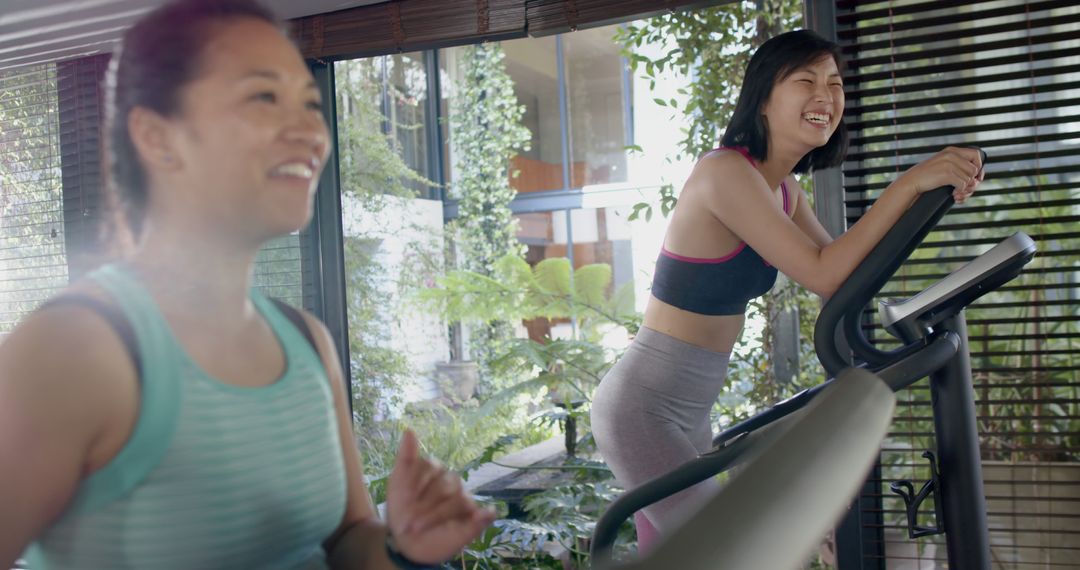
[103,0,280,242]
[720,29,848,174]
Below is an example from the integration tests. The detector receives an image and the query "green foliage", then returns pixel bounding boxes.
[446,44,531,276]
[616,0,801,162]
[488,339,610,409]
[417,253,639,336]
[454,464,636,569]
[445,43,533,390]
[360,394,555,506]
[421,252,640,566]
[336,57,434,200]
[419,253,635,459]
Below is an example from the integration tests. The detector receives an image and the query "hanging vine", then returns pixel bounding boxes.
[446,43,532,390]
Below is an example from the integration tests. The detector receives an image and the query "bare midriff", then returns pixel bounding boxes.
[642,295,744,354]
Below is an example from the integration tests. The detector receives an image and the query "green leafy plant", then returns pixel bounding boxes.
[445,43,533,391]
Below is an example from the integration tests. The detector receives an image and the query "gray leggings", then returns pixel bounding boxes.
[591,326,730,534]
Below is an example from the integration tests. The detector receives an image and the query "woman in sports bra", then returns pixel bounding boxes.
[591,29,984,550]
[0,1,492,568]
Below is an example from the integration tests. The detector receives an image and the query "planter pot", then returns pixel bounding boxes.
[434,360,479,402]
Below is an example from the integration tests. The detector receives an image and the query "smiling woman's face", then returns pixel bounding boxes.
[761,55,845,156]
[146,17,330,244]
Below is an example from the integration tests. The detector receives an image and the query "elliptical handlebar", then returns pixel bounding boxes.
[814,148,985,376]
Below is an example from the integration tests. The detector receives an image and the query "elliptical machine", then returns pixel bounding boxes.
[590,159,1037,569]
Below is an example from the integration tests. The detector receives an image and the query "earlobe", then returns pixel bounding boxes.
[128,107,180,171]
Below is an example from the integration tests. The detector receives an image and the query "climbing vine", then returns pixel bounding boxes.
[446,43,532,390]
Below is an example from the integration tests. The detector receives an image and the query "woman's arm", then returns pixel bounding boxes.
[0,308,134,567]
[699,147,982,297]
[306,313,493,570]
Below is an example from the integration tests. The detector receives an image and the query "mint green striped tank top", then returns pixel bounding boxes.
[25,264,348,569]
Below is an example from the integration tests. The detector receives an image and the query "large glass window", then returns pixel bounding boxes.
[337,53,434,198]
[381,53,432,196]
[441,37,565,195]
[564,27,631,186]
[330,16,696,451]
[335,54,446,428]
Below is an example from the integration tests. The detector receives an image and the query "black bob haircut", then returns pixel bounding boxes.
[720,29,848,174]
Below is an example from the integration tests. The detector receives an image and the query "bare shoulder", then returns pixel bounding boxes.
[685,149,766,204]
[695,148,758,180]
[0,282,137,432]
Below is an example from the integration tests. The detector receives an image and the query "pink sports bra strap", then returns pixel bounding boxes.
[717,145,756,165]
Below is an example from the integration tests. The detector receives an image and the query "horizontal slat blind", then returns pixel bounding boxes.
[291,0,526,61]
[253,232,305,309]
[836,1,1080,568]
[58,53,109,281]
[291,0,736,59]
[0,63,66,338]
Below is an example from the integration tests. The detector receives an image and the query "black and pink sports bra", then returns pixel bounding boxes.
[650,146,789,316]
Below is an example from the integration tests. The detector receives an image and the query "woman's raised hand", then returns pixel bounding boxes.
[896,146,985,204]
[385,429,497,565]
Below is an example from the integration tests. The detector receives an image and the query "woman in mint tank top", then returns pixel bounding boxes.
[0,1,494,568]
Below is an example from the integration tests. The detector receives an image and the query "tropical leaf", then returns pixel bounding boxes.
[573,263,612,307]
[609,281,638,319]
[533,257,572,295]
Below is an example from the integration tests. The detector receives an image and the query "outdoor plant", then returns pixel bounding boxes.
[419,254,640,567]
[419,253,637,431]
[445,42,532,391]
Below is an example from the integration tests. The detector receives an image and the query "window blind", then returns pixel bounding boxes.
[835,1,1079,567]
[291,0,526,61]
[58,54,109,280]
[0,63,66,338]
[290,0,736,60]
